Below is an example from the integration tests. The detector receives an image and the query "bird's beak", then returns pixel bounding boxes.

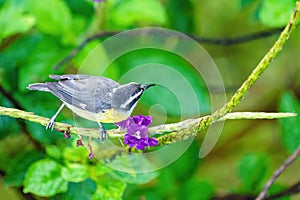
[143,84,156,90]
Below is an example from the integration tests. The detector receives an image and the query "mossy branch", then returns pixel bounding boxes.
[0,106,296,139]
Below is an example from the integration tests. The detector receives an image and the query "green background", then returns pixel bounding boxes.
[0,0,300,199]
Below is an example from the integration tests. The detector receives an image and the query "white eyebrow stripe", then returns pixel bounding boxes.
[120,90,143,109]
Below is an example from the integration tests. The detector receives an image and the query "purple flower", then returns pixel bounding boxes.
[116,115,152,136]
[115,115,158,150]
[132,115,152,126]
[124,134,158,150]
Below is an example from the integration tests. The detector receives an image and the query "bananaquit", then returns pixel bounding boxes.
[28,74,155,141]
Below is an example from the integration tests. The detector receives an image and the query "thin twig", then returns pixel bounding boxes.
[0,85,23,110]
[52,27,283,70]
[256,145,300,200]
[52,31,118,70]
[211,181,300,199]
[189,27,283,45]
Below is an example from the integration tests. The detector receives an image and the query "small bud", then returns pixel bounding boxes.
[64,131,70,139]
[76,139,84,147]
[88,153,94,159]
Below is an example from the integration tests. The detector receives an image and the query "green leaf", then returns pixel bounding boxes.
[65,0,94,17]
[107,0,167,29]
[24,0,73,41]
[238,154,268,193]
[26,122,65,145]
[178,179,215,200]
[92,175,126,200]
[0,98,20,138]
[59,178,97,200]
[18,34,70,92]
[63,146,89,163]
[62,163,89,183]
[0,1,35,42]
[105,153,158,184]
[110,170,158,185]
[240,0,260,8]
[90,162,113,179]
[5,150,44,187]
[0,34,40,70]
[258,0,297,27]
[46,145,63,160]
[23,158,68,197]
[268,184,290,200]
[279,92,300,153]
[166,141,200,180]
[166,0,194,33]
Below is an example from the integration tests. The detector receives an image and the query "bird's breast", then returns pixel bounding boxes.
[64,102,129,123]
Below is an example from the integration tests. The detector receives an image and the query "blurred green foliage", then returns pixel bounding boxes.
[279,92,300,154]
[0,0,299,199]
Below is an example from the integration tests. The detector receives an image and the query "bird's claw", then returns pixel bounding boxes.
[46,118,55,130]
[99,126,108,142]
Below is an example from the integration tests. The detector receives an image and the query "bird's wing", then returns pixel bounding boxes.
[46,75,120,113]
[49,74,93,81]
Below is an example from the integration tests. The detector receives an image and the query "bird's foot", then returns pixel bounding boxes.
[46,117,55,130]
[99,126,108,142]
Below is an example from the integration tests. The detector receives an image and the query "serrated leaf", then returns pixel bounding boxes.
[46,145,63,160]
[59,178,97,200]
[258,0,297,27]
[63,146,88,163]
[238,154,268,193]
[0,1,35,42]
[90,162,113,179]
[23,158,68,197]
[104,153,158,184]
[279,92,300,153]
[62,163,89,183]
[92,175,126,200]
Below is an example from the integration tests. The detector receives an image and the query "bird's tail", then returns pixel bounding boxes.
[27,83,50,92]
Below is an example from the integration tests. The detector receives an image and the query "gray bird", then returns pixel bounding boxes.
[27,74,155,141]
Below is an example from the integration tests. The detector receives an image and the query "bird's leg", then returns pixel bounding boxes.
[97,122,108,142]
[46,103,65,130]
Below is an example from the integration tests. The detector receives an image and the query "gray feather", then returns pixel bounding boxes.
[44,75,120,113]
[49,74,92,81]
[27,83,50,92]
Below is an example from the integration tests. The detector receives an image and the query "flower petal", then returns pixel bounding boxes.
[142,116,152,126]
[148,138,158,146]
